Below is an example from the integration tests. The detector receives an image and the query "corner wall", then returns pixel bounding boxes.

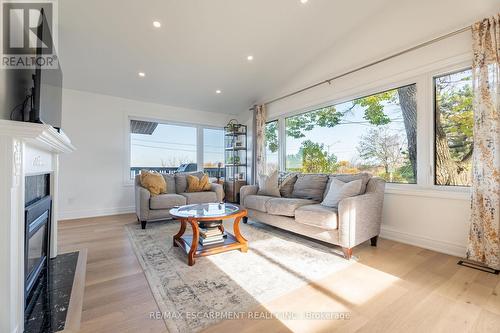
[59,89,234,220]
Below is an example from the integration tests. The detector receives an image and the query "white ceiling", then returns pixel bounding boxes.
[58,0,393,114]
[58,0,499,115]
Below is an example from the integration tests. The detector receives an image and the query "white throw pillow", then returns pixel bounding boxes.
[257,171,281,197]
[321,178,362,208]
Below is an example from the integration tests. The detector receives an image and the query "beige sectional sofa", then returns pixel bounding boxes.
[240,173,385,259]
[135,171,224,229]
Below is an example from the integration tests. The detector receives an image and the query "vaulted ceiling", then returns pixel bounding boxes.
[58,0,499,115]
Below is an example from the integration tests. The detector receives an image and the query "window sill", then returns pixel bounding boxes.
[385,184,471,201]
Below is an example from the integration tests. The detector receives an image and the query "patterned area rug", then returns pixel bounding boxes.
[126,219,351,333]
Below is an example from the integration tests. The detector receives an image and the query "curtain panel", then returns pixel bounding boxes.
[254,105,267,181]
[466,14,500,270]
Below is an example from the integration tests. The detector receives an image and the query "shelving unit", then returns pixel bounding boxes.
[224,123,247,203]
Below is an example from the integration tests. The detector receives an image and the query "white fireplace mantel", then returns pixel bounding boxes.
[0,119,75,333]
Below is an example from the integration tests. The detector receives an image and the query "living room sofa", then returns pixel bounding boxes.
[135,171,224,229]
[240,173,385,259]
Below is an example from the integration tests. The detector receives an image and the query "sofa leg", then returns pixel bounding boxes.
[370,236,378,247]
[341,247,352,260]
[141,220,147,229]
[243,216,248,224]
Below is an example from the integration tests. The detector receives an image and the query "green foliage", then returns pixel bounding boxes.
[436,80,473,162]
[265,121,279,153]
[353,91,396,125]
[298,140,338,173]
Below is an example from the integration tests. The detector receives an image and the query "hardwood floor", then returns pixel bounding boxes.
[59,214,500,333]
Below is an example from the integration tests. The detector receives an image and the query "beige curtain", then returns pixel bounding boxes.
[255,104,267,179]
[466,14,500,270]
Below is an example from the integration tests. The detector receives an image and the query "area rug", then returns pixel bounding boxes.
[126,219,352,333]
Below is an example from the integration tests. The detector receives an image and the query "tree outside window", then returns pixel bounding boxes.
[434,69,473,186]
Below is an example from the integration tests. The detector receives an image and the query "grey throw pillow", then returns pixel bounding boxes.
[279,173,298,198]
[323,172,372,199]
[321,178,362,208]
[257,171,281,197]
[292,174,328,201]
[162,174,176,194]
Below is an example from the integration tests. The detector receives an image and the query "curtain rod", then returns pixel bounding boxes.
[249,25,472,110]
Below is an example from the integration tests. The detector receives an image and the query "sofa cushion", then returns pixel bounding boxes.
[324,172,372,198]
[266,198,317,217]
[175,171,204,194]
[295,204,338,230]
[292,174,328,201]
[150,194,186,210]
[180,191,217,204]
[162,174,176,194]
[243,195,273,213]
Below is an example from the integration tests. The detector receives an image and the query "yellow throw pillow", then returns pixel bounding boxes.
[140,171,167,196]
[186,174,212,192]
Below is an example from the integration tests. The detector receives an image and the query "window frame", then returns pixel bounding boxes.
[124,114,224,185]
[432,67,473,188]
[268,58,472,199]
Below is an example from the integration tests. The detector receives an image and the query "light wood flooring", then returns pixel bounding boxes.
[58,214,500,333]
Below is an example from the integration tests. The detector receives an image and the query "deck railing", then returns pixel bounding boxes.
[130,167,224,179]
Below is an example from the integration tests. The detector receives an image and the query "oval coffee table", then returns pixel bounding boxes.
[170,203,248,266]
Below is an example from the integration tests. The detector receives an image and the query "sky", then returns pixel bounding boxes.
[131,123,224,167]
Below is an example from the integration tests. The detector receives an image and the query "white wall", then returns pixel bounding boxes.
[59,89,234,220]
[260,4,499,256]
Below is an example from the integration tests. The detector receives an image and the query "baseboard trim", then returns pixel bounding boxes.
[380,225,466,257]
[59,206,135,220]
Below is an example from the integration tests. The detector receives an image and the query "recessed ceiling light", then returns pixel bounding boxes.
[300,0,308,3]
[216,90,222,94]
[247,55,254,61]
[153,21,161,28]
[138,72,146,77]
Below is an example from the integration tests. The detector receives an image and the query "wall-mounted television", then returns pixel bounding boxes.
[30,8,62,130]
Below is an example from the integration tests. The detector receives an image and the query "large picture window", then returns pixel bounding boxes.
[284,84,417,184]
[129,120,224,179]
[265,120,279,173]
[434,69,473,187]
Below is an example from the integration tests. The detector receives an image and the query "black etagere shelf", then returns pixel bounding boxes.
[224,120,247,203]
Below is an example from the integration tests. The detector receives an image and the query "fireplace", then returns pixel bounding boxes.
[0,120,75,333]
[24,174,52,306]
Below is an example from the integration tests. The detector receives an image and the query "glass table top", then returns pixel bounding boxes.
[170,203,241,219]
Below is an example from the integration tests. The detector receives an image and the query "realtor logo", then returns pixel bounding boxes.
[1,0,58,69]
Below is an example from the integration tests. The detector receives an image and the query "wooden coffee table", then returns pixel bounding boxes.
[170,203,248,266]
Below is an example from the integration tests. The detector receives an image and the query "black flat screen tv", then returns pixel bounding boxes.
[30,8,62,130]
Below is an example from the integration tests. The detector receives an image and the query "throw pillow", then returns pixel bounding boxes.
[323,172,372,199]
[186,174,212,192]
[175,171,204,193]
[257,171,281,197]
[140,170,167,196]
[279,173,298,198]
[321,178,362,208]
[292,174,328,201]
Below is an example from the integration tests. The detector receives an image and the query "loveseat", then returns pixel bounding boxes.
[135,171,224,229]
[240,173,385,259]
